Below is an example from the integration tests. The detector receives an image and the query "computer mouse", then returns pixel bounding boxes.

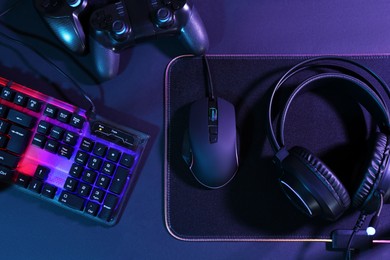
[182,97,239,189]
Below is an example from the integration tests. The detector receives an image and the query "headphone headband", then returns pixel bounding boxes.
[268,56,390,153]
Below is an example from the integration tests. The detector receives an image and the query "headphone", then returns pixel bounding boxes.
[267,56,390,221]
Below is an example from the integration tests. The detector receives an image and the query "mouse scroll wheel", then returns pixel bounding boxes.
[208,107,218,143]
[209,107,218,122]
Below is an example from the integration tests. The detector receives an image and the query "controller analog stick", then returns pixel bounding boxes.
[112,20,127,35]
[156,7,173,27]
[67,0,81,7]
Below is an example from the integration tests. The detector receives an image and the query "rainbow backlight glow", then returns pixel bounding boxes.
[0,77,149,225]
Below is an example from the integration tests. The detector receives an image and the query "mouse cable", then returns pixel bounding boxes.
[202,55,215,100]
[0,2,96,118]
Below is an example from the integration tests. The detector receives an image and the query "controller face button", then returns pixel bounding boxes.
[67,0,81,8]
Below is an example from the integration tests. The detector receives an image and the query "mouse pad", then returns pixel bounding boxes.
[164,54,390,242]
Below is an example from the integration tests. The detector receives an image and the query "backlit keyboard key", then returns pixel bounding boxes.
[59,191,85,211]
[57,109,71,123]
[85,201,100,216]
[37,120,51,135]
[27,98,42,112]
[107,148,121,162]
[28,179,43,193]
[32,133,46,148]
[7,109,36,128]
[98,193,119,221]
[109,166,129,194]
[15,174,31,188]
[34,165,50,180]
[0,104,8,117]
[75,151,89,165]
[7,125,31,154]
[120,153,134,168]
[58,145,74,159]
[44,104,58,118]
[13,92,27,106]
[41,184,57,199]
[63,131,78,146]
[0,150,20,168]
[1,87,14,101]
[70,114,85,129]
[0,166,15,182]
[45,139,59,153]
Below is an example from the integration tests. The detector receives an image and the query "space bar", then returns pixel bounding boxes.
[0,150,20,168]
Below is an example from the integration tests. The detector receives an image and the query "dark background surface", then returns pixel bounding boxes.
[0,0,390,259]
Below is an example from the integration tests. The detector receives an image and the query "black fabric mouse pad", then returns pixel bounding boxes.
[164,54,390,241]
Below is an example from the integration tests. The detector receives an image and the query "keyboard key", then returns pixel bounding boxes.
[102,161,116,176]
[98,193,119,221]
[0,104,8,118]
[57,109,71,123]
[70,114,85,129]
[59,191,85,211]
[13,92,27,106]
[69,163,83,178]
[34,165,50,180]
[1,87,14,101]
[44,104,58,118]
[75,151,89,165]
[90,188,105,202]
[7,125,31,154]
[88,156,102,170]
[28,179,43,193]
[82,170,97,184]
[0,166,15,182]
[77,183,92,197]
[0,135,7,148]
[107,148,121,162]
[41,184,57,199]
[85,201,100,216]
[96,174,111,189]
[80,138,94,152]
[45,139,59,153]
[27,98,42,112]
[0,150,20,168]
[0,119,9,133]
[93,142,107,157]
[7,109,36,128]
[49,126,64,140]
[109,166,129,195]
[37,120,51,135]
[64,177,78,192]
[15,173,31,188]
[32,133,46,148]
[63,131,78,146]
[120,153,134,168]
[58,145,74,159]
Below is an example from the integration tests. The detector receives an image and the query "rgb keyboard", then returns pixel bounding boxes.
[0,77,149,225]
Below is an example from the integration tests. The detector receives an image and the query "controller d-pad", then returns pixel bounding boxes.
[92,11,114,30]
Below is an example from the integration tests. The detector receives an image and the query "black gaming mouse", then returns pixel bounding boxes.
[182,97,239,189]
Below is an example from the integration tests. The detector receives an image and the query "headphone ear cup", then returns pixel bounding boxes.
[352,133,388,210]
[279,146,351,221]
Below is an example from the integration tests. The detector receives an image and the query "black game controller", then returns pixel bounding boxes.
[34,0,209,80]
[34,0,90,54]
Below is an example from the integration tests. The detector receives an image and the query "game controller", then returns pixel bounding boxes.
[34,0,90,54]
[35,0,209,80]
